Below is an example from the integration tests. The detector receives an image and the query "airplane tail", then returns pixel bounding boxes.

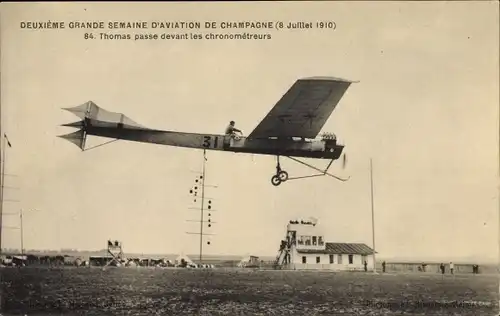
[62,100,143,124]
[57,129,87,151]
[59,101,145,151]
[58,101,95,151]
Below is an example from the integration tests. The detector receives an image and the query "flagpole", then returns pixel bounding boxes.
[0,134,7,255]
[0,58,2,256]
[370,158,377,273]
[20,209,24,255]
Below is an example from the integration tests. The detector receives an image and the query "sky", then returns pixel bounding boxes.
[1,2,498,262]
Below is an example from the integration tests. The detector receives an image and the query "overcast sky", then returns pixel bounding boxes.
[1,2,498,262]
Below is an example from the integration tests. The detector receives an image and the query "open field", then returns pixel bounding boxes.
[1,267,498,315]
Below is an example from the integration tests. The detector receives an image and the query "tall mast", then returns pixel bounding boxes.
[199,149,207,264]
[0,66,3,255]
[370,158,377,273]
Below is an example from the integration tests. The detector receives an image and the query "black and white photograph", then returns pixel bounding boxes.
[0,2,498,315]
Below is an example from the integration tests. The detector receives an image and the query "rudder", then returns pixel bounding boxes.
[57,129,87,151]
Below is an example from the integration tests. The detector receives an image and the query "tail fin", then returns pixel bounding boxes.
[59,101,97,151]
[61,121,84,128]
[62,101,144,128]
[59,101,144,151]
[62,101,97,120]
[57,129,87,151]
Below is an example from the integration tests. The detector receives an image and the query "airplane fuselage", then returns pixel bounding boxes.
[82,119,344,160]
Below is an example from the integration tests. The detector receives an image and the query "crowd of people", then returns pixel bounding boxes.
[377,260,481,274]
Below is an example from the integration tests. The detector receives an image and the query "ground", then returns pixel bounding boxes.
[0,267,497,315]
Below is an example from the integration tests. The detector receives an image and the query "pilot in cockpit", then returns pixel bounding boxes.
[225,121,242,137]
[224,121,242,148]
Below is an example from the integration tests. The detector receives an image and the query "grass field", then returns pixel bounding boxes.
[1,267,498,315]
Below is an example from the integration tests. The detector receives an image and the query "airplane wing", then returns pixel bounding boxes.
[247,77,357,139]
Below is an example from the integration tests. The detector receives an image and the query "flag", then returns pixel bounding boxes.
[4,134,11,147]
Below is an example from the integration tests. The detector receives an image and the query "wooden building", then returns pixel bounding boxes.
[275,218,375,271]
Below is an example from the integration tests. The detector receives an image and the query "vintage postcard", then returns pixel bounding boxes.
[0,2,498,315]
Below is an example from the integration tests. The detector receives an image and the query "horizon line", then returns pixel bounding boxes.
[1,248,496,264]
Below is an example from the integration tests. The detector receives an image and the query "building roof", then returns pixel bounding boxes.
[296,242,375,255]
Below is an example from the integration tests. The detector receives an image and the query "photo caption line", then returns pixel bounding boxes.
[19,20,337,41]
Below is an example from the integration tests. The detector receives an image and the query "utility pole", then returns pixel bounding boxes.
[199,149,207,264]
[186,149,217,266]
[0,136,4,256]
[0,66,3,255]
[370,158,377,273]
[20,209,23,255]
[3,209,35,255]
[0,134,12,255]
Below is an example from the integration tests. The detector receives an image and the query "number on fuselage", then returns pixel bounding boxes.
[201,135,223,149]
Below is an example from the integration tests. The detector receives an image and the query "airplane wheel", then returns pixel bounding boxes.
[271,175,281,186]
[278,170,289,182]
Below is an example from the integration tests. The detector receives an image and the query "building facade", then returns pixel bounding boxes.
[275,219,375,271]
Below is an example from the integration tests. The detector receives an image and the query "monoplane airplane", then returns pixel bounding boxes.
[59,76,357,186]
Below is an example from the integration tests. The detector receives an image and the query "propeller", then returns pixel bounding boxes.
[342,153,347,169]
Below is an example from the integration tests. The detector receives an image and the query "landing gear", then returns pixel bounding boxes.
[271,175,281,186]
[278,171,289,181]
[271,171,289,186]
[271,156,289,186]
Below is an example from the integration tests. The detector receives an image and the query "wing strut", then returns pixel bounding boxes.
[83,139,120,152]
[285,156,350,182]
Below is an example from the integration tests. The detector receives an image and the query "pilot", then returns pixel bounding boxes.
[225,121,242,137]
[224,121,242,148]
